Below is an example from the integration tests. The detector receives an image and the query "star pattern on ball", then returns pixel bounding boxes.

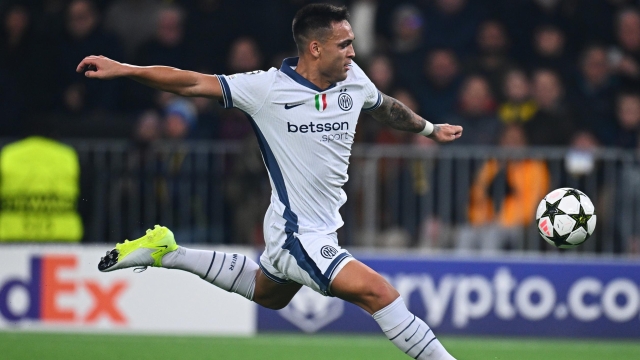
[551,228,572,247]
[563,189,582,201]
[541,199,565,223]
[570,205,592,233]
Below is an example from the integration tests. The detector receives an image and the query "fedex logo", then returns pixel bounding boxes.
[0,255,127,324]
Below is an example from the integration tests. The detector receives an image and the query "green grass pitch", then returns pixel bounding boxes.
[1,332,640,359]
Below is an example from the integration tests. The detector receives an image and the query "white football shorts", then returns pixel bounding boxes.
[259,206,354,296]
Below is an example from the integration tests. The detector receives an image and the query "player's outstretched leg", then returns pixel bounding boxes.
[331,261,456,360]
[98,225,259,301]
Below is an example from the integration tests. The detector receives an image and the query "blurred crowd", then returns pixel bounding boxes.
[2,0,640,251]
[1,0,640,150]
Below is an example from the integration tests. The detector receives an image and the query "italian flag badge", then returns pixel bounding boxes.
[315,93,327,112]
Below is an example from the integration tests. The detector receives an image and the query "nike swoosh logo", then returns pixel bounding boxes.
[156,245,168,249]
[284,103,304,109]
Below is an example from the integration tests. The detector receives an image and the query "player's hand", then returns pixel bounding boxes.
[76,55,126,79]
[427,124,463,143]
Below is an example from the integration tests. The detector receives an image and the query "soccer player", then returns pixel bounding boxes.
[78,4,462,359]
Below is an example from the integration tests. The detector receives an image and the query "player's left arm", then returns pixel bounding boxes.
[369,93,463,143]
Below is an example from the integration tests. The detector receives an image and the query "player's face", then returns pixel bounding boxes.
[318,20,355,83]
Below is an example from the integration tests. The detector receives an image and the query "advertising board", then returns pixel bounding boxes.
[0,245,256,335]
[258,254,640,338]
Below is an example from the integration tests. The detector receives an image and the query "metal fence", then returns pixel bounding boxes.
[348,145,638,255]
[2,139,639,255]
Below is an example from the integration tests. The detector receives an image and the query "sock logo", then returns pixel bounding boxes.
[320,246,338,259]
[229,254,238,271]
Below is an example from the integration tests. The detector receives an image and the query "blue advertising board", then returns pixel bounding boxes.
[258,255,640,338]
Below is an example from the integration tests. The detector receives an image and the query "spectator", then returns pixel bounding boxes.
[388,4,426,89]
[367,54,395,94]
[183,0,241,71]
[526,0,582,53]
[163,97,198,140]
[217,108,253,141]
[226,136,271,245]
[465,19,515,100]
[390,4,423,54]
[414,49,463,123]
[226,36,263,74]
[128,5,191,111]
[614,92,640,148]
[565,131,600,179]
[457,125,550,253]
[1,5,32,78]
[528,24,574,83]
[563,130,611,252]
[570,0,633,48]
[374,88,422,245]
[569,45,619,145]
[135,5,191,70]
[609,8,640,90]
[103,0,162,60]
[443,75,501,145]
[355,54,397,143]
[190,96,220,140]
[498,68,538,126]
[233,0,299,63]
[133,109,162,145]
[349,0,378,61]
[34,0,68,41]
[0,5,33,134]
[209,36,263,142]
[57,0,123,114]
[423,0,487,59]
[525,68,574,146]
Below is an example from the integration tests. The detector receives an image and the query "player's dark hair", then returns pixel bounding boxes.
[292,4,350,53]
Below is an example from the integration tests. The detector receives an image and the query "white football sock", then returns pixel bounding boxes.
[373,297,456,360]
[162,247,258,301]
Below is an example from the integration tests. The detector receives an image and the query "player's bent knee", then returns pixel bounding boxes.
[365,280,399,306]
[252,276,300,310]
[263,299,290,310]
[254,294,291,310]
[332,261,400,313]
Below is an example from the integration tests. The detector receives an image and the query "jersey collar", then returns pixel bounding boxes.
[280,57,337,92]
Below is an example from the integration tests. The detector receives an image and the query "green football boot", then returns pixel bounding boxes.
[98,225,178,272]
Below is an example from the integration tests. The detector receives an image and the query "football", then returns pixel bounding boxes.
[535,188,597,248]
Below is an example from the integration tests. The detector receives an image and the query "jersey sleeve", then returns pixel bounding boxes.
[216,69,275,115]
[362,81,382,111]
[350,62,382,111]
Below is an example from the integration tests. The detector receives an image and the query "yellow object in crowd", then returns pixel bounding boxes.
[0,137,83,242]
[498,100,538,124]
[468,159,550,227]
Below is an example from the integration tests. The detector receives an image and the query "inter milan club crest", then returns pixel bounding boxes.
[320,245,338,259]
[338,89,353,111]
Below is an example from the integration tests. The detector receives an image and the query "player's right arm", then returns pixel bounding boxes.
[369,93,463,143]
[75,55,222,99]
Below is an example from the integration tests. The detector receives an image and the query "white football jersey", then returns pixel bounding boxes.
[216,57,382,236]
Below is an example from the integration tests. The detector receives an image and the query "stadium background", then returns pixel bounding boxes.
[1,0,640,359]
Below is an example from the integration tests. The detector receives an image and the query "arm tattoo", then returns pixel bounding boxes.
[431,124,441,137]
[369,93,427,133]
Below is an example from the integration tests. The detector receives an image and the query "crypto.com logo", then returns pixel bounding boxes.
[0,255,127,324]
[279,287,343,333]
